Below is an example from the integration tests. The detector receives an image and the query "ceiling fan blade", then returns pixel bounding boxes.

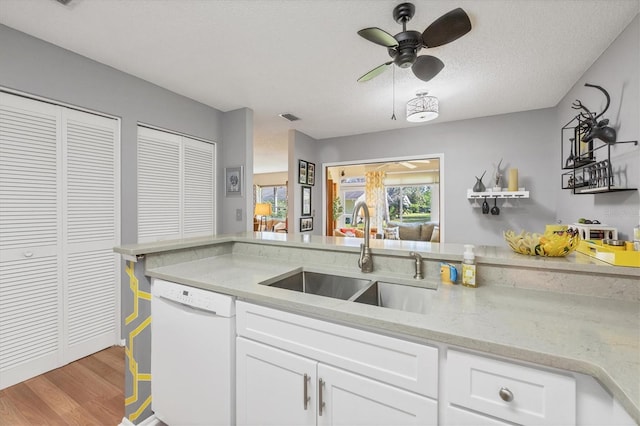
[422,7,472,48]
[412,55,444,82]
[358,27,399,48]
[399,161,417,169]
[357,61,392,83]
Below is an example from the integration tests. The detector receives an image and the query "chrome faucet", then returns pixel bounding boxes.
[409,252,423,279]
[351,201,373,273]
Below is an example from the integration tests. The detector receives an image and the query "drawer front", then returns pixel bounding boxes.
[236,301,438,398]
[446,405,511,426]
[447,349,576,425]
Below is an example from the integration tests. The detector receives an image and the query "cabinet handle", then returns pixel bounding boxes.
[303,373,310,410]
[499,387,514,402]
[318,378,325,416]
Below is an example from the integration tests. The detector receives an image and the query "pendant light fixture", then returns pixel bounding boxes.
[406,91,439,122]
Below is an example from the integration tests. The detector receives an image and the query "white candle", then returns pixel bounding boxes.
[508,168,518,191]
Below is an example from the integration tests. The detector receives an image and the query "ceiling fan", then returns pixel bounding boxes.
[375,159,432,170]
[357,2,471,83]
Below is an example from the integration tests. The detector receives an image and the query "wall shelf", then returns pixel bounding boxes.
[561,114,637,194]
[467,189,530,199]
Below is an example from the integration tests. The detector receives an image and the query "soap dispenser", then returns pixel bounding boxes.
[462,245,477,288]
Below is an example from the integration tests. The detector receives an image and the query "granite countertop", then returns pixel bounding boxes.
[116,231,639,277]
[143,249,640,423]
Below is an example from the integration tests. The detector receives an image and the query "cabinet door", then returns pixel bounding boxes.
[317,364,437,426]
[236,338,317,426]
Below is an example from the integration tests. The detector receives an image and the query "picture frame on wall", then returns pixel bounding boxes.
[225,166,243,197]
[301,185,312,216]
[298,160,307,184]
[307,162,315,186]
[300,217,313,232]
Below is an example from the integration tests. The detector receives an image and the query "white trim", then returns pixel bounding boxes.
[137,121,217,145]
[114,116,122,344]
[119,415,163,426]
[0,86,120,121]
[322,153,446,242]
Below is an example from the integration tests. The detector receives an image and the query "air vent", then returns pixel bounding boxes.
[278,113,300,122]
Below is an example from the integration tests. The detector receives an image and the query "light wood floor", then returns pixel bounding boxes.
[0,346,124,425]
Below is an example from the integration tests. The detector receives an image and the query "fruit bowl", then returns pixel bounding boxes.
[504,229,580,256]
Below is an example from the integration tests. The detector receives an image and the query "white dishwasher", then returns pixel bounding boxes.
[151,278,235,426]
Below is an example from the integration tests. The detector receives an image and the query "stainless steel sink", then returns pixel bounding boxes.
[353,281,435,314]
[262,270,372,300]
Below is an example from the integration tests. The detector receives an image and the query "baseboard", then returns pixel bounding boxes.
[119,414,162,426]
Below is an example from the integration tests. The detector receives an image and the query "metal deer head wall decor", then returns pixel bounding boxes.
[571,83,617,145]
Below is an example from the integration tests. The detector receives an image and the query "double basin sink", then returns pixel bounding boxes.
[259,269,435,315]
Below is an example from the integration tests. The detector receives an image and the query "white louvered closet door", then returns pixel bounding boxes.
[0,92,119,390]
[138,126,216,242]
[137,127,181,242]
[0,93,62,388]
[62,108,119,362]
[183,137,215,237]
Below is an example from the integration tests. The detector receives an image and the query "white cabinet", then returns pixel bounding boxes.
[318,363,436,426]
[446,405,511,425]
[237,338,436,426]
[236,302,438,425]
[445,349,576,425]
[237,337,317,426]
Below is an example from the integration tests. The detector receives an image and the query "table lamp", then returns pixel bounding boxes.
[254,203,272,231]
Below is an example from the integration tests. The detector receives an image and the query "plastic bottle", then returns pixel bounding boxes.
[462,244,477,287]
[633,209,640,251]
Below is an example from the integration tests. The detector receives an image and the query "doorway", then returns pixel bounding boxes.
[325,155,443,241]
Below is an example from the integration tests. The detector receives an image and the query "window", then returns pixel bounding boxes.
[386,185,433,223]
[257,185,287,219]
[327,157,441,238]
[341,187,365,225]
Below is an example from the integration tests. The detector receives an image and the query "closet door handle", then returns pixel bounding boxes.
[303,373,310,410]
[318,378,325,416]
[24,251,34,258]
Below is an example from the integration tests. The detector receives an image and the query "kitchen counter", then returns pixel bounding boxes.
[115,232,640,423]
[117,231,638,277]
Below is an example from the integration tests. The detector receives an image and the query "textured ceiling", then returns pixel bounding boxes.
[1,0,638,173]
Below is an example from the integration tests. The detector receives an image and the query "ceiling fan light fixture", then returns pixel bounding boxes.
[406,91,439,122]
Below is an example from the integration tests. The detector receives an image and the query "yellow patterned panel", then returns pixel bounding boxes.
[124,260,153,423]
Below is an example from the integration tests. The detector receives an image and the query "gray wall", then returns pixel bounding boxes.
[555,15,639,240]
[289,129,322,234]
[317,109,557,246]
[221,108,254,234]
[313,14,639,245]
[0,23,230,243]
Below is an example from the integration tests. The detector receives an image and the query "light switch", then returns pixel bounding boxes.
[236,208,242,221]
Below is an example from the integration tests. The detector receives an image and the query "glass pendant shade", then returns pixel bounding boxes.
[406,92,439,122]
